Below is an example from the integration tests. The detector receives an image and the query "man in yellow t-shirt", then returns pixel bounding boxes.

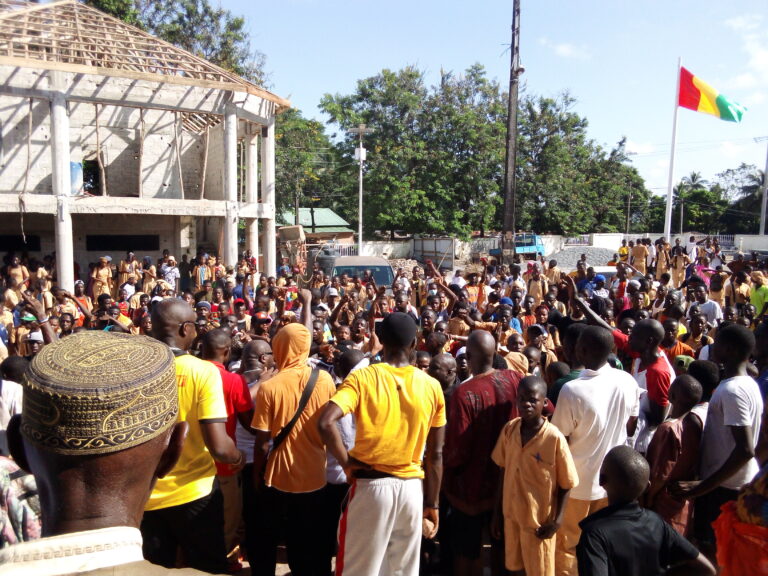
[618,240,630,263]
[319,312,447,576]
[142,299,244,574]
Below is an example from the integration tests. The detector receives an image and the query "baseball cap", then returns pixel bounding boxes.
[253,311,272,323]
[27,331,44,342]
[327,288,339,297]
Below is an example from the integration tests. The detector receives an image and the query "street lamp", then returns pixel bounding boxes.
[348,124,374,253]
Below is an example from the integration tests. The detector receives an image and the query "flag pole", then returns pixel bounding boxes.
[664,57,681,241]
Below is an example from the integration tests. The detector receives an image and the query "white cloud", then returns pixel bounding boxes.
[725,15,761,33]
[745,91,766,106]
[538,36,591,61]
[725,14,768,87]
[730,72,758,89]
[625,140,656,155]
[719,141,747,159]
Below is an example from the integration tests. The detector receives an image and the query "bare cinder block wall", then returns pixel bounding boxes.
[0,96,54,195]
[0,96,213,199]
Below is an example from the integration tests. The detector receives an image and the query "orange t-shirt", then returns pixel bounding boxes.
[661,340,695,366]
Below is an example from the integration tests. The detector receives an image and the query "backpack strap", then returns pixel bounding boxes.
[270,368,320,454]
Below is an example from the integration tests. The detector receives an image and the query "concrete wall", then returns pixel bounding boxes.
[0,96,54,195]
[735,235,768,252]
[203,123,225,201]
[361,241,411,259]
[590,233,625,251]
[0,96,213,200]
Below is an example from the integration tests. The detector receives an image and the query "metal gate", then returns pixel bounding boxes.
[412,237,455,270]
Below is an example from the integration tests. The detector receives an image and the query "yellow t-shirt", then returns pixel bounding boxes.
[331,364,447,479]
[146,353,227,511]
[618,246,629,262]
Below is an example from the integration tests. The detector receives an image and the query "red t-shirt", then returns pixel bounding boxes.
[443,369,522,512]
[210,361,254,476]
[613,330,672,407]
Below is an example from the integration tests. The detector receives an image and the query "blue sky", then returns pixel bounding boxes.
[224,0,768,196]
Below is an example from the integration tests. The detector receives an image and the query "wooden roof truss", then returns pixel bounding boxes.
[0,0,289,121]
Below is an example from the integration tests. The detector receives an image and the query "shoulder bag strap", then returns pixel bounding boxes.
[271,368,320,454]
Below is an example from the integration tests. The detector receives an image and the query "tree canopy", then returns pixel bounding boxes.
[321,67,651,238]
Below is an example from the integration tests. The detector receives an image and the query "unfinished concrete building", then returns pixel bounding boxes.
[0,0,289,290]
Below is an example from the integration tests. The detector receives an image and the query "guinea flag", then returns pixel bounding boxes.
[678,67,746,122]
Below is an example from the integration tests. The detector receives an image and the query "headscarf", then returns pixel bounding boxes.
[272,323,313,385]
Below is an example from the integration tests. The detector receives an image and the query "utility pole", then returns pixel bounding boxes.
[679,191,684,235]
[625,184,632,234]
[501,0,524,264]
[294,176,300,226]
[348,124,374,253]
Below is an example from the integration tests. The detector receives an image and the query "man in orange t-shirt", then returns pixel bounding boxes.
[660,318,695,365]
[251,322,336,576]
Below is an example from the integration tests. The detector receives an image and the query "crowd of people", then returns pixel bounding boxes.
[0,235,766,576]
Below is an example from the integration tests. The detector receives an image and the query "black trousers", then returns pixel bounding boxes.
[251,485,329,576]
[693,486,739,547]
[141,481,227,574]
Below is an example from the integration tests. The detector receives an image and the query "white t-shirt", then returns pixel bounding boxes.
[647,244,656,268]
[552,364,640,500]
[691,299,723,325]
[700,375,763,490]
[0,379,23,455]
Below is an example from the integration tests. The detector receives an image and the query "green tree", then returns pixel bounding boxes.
[421,65,507,237]
[513,93,651,235]
[274,109,341,222]
[716,163,764,233]
[85,0,141,26]
[321,66,434,239]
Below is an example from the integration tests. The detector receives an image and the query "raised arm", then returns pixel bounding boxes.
[21,291,57,344]
[563,274,613,331]
[298,288,313,333]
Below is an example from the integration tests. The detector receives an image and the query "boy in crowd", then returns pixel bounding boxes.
[492,376,578,576]
[674,324,763,558]
[643,375,703,535]
[577,446,715,575]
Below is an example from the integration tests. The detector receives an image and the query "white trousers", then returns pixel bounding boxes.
[336,477,422,576]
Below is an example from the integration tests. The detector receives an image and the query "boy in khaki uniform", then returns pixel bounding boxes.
[492,376,578,576]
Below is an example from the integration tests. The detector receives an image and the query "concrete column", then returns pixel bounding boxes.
[222,104,239,267]
[50,90,74,291]
[245,129,260,271]
[261,119,276,275]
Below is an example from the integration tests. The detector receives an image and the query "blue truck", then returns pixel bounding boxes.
[489,232,546,260]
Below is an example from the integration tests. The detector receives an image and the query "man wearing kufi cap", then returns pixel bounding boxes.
[319,312,446,576]
[1,331,206,574]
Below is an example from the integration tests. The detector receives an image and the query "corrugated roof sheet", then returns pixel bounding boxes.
[280,208,351,228]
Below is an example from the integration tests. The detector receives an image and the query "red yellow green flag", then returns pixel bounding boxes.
[678,67,746,122]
